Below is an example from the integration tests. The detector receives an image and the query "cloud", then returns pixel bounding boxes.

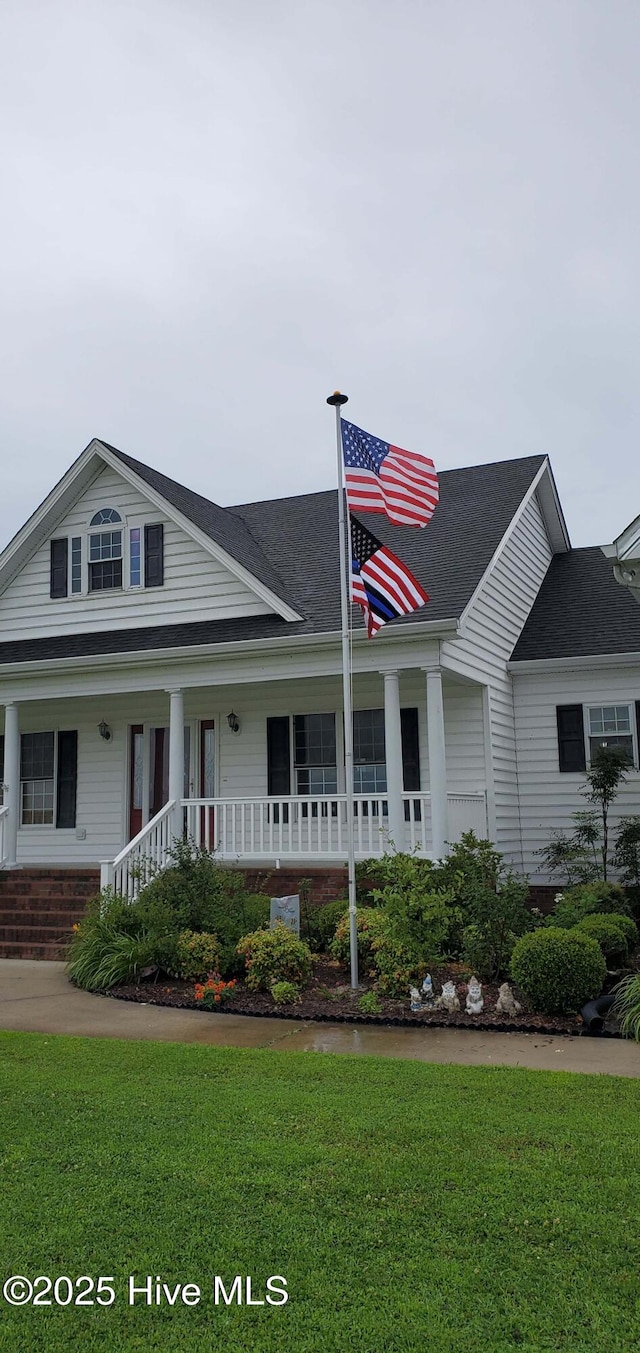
[0,0,638,551]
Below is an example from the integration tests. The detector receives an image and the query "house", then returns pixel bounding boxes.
[0,436,639,953]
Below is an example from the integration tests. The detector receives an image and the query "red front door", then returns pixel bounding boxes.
[199,720,215,849]
[128,725,144,841]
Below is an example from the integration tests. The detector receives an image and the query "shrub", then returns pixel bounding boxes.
[510,927,606,1015]
[331,907,425,996]
[237,923,313,991]
[331,908,389,969]
[194,974,237,1009]
[67,925,156,991]
[606,912,638,952]
[307,900,349,952]
[270,980,300,1005]
[431,833,532,976]
[612,973,640,1041]
[171,930,221,981]
[133,841,270,976]
[462,923,517,980]
[368,923,426,997]
[551,881,631,930]
[358,990,382,1014]
[370,853,455,965]
[574,915,632,965]
[614,816,640,893]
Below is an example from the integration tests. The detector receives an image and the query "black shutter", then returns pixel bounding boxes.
[144,524,164,588]
[0,733,4,783]
[50,539,68,599]
[636,702,640,769]
[56,730,78,828]
[557,704,586,773]
[267,717,291,795]
[400,707,420,791]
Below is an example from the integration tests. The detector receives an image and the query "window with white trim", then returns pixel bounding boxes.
[293,714,337,796]
[587,705,635,765]
[353,708,387,794]
[21,732,55,825]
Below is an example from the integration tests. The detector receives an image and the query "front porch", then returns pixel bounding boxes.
[1,667,490,896]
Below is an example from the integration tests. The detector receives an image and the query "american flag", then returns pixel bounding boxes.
[341,419,439,528]
[350,514,430,638]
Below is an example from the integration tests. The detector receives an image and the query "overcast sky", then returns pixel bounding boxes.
[1,0,639,553]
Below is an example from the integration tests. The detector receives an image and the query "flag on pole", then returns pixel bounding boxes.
[350,514,429,638]
[341,419,439,527]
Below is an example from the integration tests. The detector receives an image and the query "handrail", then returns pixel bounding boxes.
[100,800,176,900]
[0,803,9,868]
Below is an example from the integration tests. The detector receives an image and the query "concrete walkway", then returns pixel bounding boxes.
[1,959,639,1077]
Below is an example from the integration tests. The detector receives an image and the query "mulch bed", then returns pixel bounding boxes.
[107,958,614,1037]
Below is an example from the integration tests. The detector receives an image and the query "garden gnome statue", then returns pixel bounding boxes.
[421,974,435,1007]
[438,980,460,1013]
[465,977,484,1015]
[495,982,522,1016]
[409,986,423,1012]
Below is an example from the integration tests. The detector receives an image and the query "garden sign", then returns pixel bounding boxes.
[270,895,300,935]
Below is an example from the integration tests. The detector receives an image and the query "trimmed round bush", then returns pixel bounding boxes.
[510,927,606,1015]
[237,923,313,992]
[607,912,638,952]
[574,914,633,964]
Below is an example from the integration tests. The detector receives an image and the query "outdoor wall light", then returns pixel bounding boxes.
[227,711,240,734]
[98,720,112,742]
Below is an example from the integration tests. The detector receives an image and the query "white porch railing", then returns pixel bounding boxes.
[0,804,9,868]
[183,791,487,861]
[100,800,175,899]
[101,791,487,901]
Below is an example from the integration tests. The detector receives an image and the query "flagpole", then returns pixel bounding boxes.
[327,390,359,988]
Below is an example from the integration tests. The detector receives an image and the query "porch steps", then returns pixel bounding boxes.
[0,869,100,960]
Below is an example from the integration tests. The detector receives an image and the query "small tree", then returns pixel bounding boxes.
[580,746,630,880]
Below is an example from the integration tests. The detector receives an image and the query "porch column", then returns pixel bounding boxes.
[425,668,448,859]
[167,689,184,839]
[382,670,404,851]
[2,702,20,868]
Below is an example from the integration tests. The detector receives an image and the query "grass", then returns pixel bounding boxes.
[0,1034,639,1352]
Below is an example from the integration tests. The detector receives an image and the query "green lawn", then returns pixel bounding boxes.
[0,1034,639,1352]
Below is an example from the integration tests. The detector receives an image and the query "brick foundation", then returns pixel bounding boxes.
[526,884,561,915]
[240,866,348,907]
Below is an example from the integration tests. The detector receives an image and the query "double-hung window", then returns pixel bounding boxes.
[20,732,55,825]
[293,714,337,796]
[353,709,387,794]
[19,731,78,828]
[587,705,635,765]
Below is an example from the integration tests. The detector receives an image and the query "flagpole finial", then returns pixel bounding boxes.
[327,390,348,406]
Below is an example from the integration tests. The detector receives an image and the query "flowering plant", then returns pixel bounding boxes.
[194,972,237,1009]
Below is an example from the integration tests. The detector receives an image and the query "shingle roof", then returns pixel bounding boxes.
[0,451,548,665]
[231,454,548,631]
[511,547,640,661]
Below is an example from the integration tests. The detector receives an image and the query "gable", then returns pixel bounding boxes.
[0,463,276,642]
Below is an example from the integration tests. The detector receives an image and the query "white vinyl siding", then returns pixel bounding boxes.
[513,666,640,880]
[442,490,554,867]
[0,464,274,640]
